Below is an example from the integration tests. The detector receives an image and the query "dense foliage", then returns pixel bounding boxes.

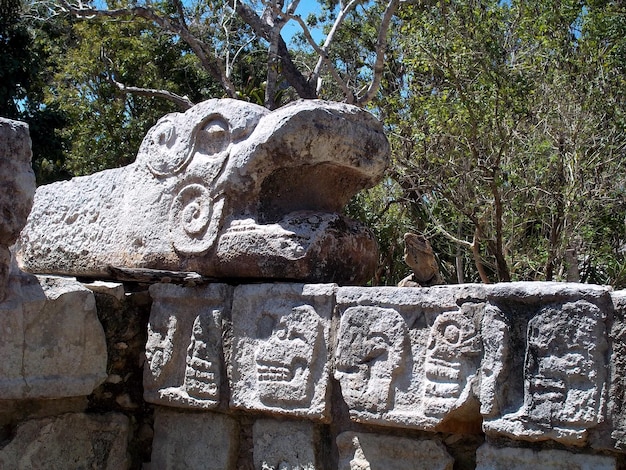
[4,0,625,286]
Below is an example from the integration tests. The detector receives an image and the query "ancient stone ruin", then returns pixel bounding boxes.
[2,101,626,469]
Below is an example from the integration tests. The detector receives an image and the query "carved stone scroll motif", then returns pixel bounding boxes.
[483,299,609,445]
[230,283,334,420]
[144,283,231,409]
[334,286,487,431]
[17,99,389,285]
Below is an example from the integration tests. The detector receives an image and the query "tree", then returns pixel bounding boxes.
[33,0,400,109]
[1,0,70,183]
[368,0,626,286]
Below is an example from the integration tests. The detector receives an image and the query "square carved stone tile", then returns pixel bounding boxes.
[230,283,335,421]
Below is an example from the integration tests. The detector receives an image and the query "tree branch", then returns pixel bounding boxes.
[232,0,316,99]
[287,12,354,102]
[59,0,238,98]
[110,79,194,110]
[356,0,400,105]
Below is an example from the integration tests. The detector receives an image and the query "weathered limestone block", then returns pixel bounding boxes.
[0,275,107,399]
[475,443,616,470]
[150,408,238,470]
[144,283,231,409]
[0,118,36,301]
[334,284,488,432]
[334,282,613,445]
[608,290,626,449]
[482,283,612,446]
[0,412,130,469]
[336,432,454,470]
[18,99,389,284]
[230,283,334,420]
[253,419,319,469]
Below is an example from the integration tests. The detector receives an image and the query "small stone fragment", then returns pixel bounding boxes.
[336,431,454,470]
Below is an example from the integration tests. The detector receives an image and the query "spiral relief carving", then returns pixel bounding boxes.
[170,184,224,255]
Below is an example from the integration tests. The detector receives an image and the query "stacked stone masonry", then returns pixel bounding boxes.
[4,104,626,468]
[137,281,626,469]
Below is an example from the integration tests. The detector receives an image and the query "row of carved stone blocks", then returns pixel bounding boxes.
[145,280,626,468]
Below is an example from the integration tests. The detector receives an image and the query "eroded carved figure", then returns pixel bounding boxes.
[183,313,220,400]
[17,99,389,284]
[255,305,323,406]
[422,303,483,418]
[484,300,608,444]
[335,306,409,413]
[144,284,228,408]
[230,284,333,419]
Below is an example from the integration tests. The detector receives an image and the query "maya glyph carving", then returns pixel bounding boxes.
[182,313,221,401]
[335,306,409,413]
[230,284,333,420]
[422,303,483,418]
[144,284,228,409]
[484,299,608,444]
[255,305,323,406]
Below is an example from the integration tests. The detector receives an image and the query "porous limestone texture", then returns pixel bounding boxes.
[0,412,130,469]
[0,275,107,399]
[17,99,389,285]
[0,118,35,301]
[144,283,232,409]
[334,284,488,433]
[230,283,334,421]
[333,282,614,446]
[475,443,616,470]
[336,432,454,470]
[610,289,626,450]
[253,419,319,469]
[150,408,239,470]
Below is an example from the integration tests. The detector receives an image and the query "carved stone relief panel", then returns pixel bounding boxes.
[144,283,231,409]
[483,297,609,445]
[334,286,488,431]
[230,283,334,420]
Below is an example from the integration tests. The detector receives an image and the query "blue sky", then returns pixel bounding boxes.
[280,1,325,45]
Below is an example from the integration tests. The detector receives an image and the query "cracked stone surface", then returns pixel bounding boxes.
[17,99,389,284]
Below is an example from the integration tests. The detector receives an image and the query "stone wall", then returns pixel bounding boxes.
[4,278,626,469]
[4,105,626,469]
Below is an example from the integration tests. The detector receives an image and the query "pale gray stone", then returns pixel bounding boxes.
[334,285,488,431]
[151,408,238,470]
[475,443,616,470]
[17,99,389,284]
[144,283,231,409]
[0,118,35,246]
[253,419,318,469]
[482,298,609,445]
[0,412,130,470]
[83,280,126,301]
[0,118,36,301]
[336,431,453,470]
[230,283,334,420]
[0,275,107,399]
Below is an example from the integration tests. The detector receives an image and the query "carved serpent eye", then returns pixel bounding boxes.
[194,118,229,158]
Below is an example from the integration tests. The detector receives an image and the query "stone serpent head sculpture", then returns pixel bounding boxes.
[17,99,389,284]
